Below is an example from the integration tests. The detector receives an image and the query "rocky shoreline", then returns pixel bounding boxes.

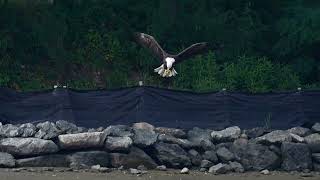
[0,121,319,175]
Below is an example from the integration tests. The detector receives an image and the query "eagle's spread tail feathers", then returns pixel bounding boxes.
[154,64,177,77]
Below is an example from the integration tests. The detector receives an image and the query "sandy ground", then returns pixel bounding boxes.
[0,168,319,180]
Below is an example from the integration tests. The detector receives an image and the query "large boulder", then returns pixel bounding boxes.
[188,127,214,150]
[110,147,157,169]
[158,134,193,149]
[132,128,158,148]
[0,138,58,156]
[200,160,214,168]
[35,121,61,139]
[188,149,202,166]
[287,127,311,137]
[0,124,22,137]
[281,142,312,171]
[211,126,241,142]
[255,130,292,145]
[244,127,268,139]
[58,132,105,150]
[231,139,280,170]
[69,151,110,169]
[132,122,154,131]
[0,152,15,167]
[16,154,69,167]
[304,133,320,153]
[202,150,218,163]
[55,120,78,134]
[152,142,191,168]
[312,123,320,133]
[155,127,186,138]
[105,136,132,152]
[216,147,235,162]
[19,123,36,137]
[228,161,244,173]
[290,133,305,143]
[208,163,231,174]
[103,125,133,137]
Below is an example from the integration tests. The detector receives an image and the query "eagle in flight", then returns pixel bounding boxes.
[133,32,222,78]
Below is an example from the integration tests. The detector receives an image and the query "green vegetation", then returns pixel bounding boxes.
[0,0,319,92]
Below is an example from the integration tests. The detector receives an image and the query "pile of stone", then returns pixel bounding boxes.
[0,120,319,174]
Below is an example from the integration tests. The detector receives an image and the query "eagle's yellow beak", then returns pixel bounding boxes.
[164,69,171,77]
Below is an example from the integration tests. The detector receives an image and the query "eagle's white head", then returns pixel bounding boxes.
[165,57,175,69]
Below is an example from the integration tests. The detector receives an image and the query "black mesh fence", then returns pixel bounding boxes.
[0,86,319,130]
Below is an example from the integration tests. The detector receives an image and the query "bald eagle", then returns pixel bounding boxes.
[133,32,221,78]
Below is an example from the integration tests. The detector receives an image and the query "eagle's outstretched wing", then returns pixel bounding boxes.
[133,32,166,61]
[173,42,210,63]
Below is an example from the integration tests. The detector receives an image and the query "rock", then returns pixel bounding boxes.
[35,121,61,139]
[312,123,320,133]
[110,147,157,169]
[231,141,280,171]
[244,127,268,139]
[269,145,281,156]
[156,165,167,171]
[0,124,22,137]
[256,130,292,145]
[133,122,154,131]
[240,133,248,139]
[58,132,105,150]
[98,167,110,173]
[180,167,189,174]
[188,149,202,166]
[260,169,270,175]
[216,142,232,149]
[129,168,140,174]
[87,128,96,133]
[0,152,15,167]
[290,133,305,143]
[281,142,312,171]
[90,164,110,173]
[105,136,132,152]
[96,127,104,132]
[305,134,320,152]
[152,142,191,168]
[312,153,320,163]
[155,127,186,138]
[200,160,213,168]
[132,128,158,148]
[216,147,235,162]
[69,151,110,169]
[188,127,214,150]
[103,125,133,137]
[287,127,311,137]
[91,164,101,171]
[229,161,244,173]
[202,150,218,163]
[55,120,78,134]
[0,138,59,156]
[16,154,69,167]
[19,123,36,137]
[158,134,193,149]
[200,168,207,172]
[211,126,241,142]
[76,127,87,133]
[208,163,231,174]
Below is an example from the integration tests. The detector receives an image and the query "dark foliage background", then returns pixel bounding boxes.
[1,0,320,92]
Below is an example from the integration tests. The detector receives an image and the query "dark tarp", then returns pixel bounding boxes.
[0,86,319,130]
